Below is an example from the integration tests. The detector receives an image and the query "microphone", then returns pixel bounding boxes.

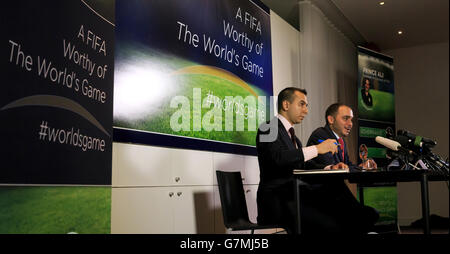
[375,136,401,151]
[375,136,415,155]
[397,130,437,148]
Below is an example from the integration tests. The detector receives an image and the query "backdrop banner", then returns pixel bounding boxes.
[0,0,114,234]
[0,0,114,185]
[357,46,395,167]
[357,46,397,227]
[113,0,273,155]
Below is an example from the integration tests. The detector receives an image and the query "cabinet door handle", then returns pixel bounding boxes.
[177,192,182,196]
[175,177,181,182]
[169,192,174,197]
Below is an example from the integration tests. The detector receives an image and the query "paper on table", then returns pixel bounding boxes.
[293,169,349,174]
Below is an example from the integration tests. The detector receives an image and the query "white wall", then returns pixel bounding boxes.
[110,11,301,234]
[298,1,357,144]
[384,42,449,225]
[383,43,449,159]
[271,11,301,111]
[297,0,360,200]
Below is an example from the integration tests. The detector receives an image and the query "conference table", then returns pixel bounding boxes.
[292,168,449,235]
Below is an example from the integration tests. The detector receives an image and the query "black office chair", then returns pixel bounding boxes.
[216,170,283,234]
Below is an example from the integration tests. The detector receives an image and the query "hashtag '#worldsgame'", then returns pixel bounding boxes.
[37,120,106,152]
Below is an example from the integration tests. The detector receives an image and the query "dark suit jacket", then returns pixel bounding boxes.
[305,125,380,230]
[361,89,373,107]
[256,118,325,227]
[307,124,356,170]
[257,120,379,233]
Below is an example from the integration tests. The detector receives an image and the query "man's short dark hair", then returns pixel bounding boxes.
[325,103,345,124]
[277,87,307,113]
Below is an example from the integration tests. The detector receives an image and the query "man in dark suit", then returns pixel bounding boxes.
[361,78,373,107]
[306,103,379,233]
[256,87,346,234]
[307,103,378,170]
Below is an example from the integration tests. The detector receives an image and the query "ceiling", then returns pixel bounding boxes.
[261,0,449,50]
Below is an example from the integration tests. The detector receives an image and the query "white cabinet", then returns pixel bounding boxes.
[172,186,215,233]
[111,187,173,234]
[243,155,260,185]
[244,185,259,223]
[112,143,173,186]
[171,149,213,186]
[111,142,267,234]
[113,143,213,187]
[112,186,214,234]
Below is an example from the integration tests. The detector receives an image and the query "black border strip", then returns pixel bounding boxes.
[113,127,257,156]
[358,46,394,63]
[249,0,271,15]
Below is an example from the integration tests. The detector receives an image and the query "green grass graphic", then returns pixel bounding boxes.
[114,67,269,146]
[358,89,395,122]
[114,44,271,146]
[359,186,397,225]
[0,186,111,234]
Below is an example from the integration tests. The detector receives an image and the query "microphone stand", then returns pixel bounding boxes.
[399,153,411,170]
[423,152,449,176]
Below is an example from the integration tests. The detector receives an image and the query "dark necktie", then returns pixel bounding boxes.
[289,127,297,147]
[338,137,345,161]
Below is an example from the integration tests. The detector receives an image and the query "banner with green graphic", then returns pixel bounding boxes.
[0,0,113,233]
[357,46,395,166]
[357,46,397,228]
[113,0,273,153]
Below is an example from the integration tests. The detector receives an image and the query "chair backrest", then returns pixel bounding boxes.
[216,170,251,228]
